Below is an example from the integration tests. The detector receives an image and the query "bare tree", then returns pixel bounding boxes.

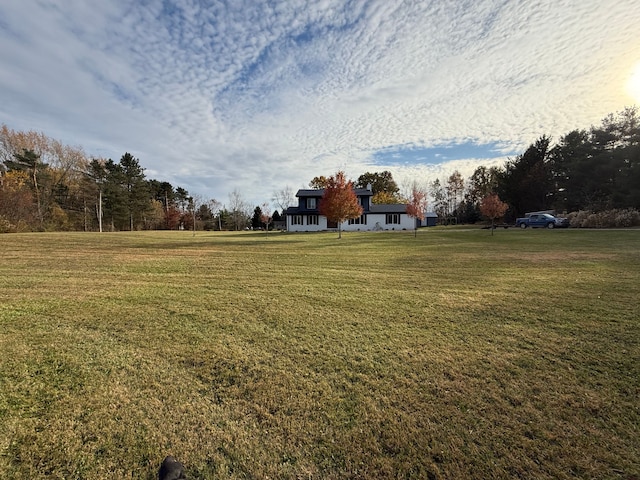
[189,194,207,236]
[399,178,415,204]
[208,198,222,231]
[228,189,250,231]
[272,185,294,213]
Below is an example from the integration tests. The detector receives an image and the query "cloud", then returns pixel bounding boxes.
[1,0,640,207]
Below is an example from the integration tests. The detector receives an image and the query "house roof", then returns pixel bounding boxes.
[283,206,300,215]
[369,204,407,214]
[295,189,322,197]
[287,188,439,217]
[295,188,373,197]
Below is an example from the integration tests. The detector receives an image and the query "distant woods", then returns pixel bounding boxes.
[2,106,640,232]
[430,107,640,224]
[0,125,241,232]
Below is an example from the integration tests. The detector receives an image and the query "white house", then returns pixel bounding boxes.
[285,186,434,232]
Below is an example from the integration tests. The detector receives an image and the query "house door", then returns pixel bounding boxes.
[327,220,338,229]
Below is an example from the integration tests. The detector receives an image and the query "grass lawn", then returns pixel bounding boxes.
[0,228,638,479]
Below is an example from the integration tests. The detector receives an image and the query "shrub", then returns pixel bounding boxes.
[566,209,640,228]
[0,215,14,233]
[566,210,590,228]
[614,209,640,227]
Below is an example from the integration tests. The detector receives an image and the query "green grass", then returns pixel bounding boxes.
[0,228,638,479]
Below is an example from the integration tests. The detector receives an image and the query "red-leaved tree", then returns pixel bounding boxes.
[319,171,363,238]
[480,193,509,235]
[406,185,428,237]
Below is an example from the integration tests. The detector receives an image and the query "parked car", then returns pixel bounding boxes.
[516,213,569,229]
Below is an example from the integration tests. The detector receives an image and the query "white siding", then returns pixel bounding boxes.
[362,214,415,231]
[287,214,327,232]
[287,214,415,231]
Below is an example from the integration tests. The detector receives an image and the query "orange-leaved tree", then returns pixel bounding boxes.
[479,193,509,235]
[319,171,363,239]
[406,185,428,237]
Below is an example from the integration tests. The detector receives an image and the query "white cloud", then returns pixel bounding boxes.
[1,0,640,207]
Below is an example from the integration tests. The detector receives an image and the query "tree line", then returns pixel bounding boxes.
[0,125,262,233]
[2,107,639,232]
[429,107,640,224]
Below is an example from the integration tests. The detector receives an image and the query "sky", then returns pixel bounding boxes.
[1,0,640,208]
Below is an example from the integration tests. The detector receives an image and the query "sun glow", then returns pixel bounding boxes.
[627,63,640,104]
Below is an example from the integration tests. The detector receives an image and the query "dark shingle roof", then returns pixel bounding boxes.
[369,204,407,214]
[296,188,373,197]
[296,189,323,197]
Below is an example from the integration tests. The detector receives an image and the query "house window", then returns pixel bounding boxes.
[291,215,303,225]
[348,214,366,225]
[306,198,317,209]
[308,215,319,225]
[386,213,400,224]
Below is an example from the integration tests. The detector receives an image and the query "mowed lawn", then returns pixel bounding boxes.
[0,228,638,479]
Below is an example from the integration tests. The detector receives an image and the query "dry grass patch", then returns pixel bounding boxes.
[0,229,638,479]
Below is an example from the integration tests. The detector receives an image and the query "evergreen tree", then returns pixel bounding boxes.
[550,108,640,211]
[102,159,128,230]
[119,153,150,230]
[497,136,554,217]
[252,206,263,229]
[175,187,189,212]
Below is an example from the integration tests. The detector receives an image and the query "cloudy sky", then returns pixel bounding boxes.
[1,0,640,207]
